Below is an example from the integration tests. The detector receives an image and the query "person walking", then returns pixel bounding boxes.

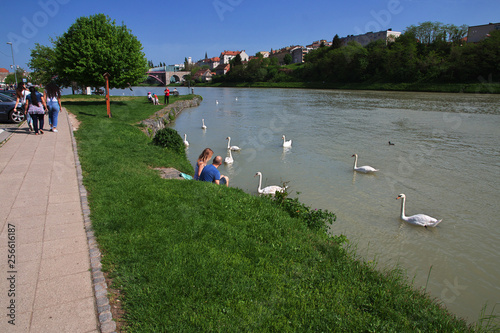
[15,82,32,131]
[25,86,47,135]
[194,148,214,180]
[44,82,62,132]
[164,87,170,105]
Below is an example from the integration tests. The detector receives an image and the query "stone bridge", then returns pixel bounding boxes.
[146,70,191,85]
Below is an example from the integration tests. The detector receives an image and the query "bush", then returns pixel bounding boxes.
[152,128,184,153]
[270,187,337,232]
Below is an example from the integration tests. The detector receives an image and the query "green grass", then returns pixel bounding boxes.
[65,95,476,332]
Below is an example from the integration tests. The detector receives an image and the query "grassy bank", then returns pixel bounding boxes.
[197,81,500,94]
[65,95,475,332]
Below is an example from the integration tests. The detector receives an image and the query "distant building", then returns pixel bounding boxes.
[149,65,183,72]
[290,46,307,63]
[306,40,332,49]
[192,68,213,82]
[197,56,221,70]
[269,46,301,65]
[214,63,230,76]
[257,51,270,58]
[341,29,401,47]
[220,50,249,64]
[0,68,9,86]
[467,22,500,43]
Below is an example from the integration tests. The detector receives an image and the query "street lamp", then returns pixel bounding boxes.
[6,42,18,87]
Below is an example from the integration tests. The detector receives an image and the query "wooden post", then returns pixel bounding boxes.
[103,72,111,118]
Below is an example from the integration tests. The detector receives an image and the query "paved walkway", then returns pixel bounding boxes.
[0,109,106,332]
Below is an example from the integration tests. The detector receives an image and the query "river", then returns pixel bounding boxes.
[99,86,500,323]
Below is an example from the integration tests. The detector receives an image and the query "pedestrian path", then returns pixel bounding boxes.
[0,109,101,332]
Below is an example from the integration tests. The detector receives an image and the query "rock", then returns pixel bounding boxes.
[140,97,202,138]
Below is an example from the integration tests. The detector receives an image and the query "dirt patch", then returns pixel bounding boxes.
[66,109,80,131]
[153,167,188,180]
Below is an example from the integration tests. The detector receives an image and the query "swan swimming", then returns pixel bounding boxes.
[397,194,442,227]
[183,133,189,147]
[201,119,207,129]
[282,135,292,148]
[226,137,241,151]
[351,154,378,173]
[254,172,286,195]
[224,150,233,164]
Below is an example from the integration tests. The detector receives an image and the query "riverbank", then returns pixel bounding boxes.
[195,81,500,94]
[61,94,484,331]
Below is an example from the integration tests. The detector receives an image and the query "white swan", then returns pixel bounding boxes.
[254,172,286,195]
[183,133,189,147]
[397,194,442,227]
[224,149,233,164]
[352,154,378,173]
[226,137,241,151]
[215,100,219,105]
[201,119,207,129]
[282,135,292,148]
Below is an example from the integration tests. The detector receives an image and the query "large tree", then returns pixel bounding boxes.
[28,43,58,85]
[53,14,148,88]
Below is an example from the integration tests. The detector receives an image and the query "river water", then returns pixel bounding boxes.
[108,86,500,323]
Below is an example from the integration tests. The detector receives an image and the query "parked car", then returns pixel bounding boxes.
[2,90,17,98]
[0,92,25,123]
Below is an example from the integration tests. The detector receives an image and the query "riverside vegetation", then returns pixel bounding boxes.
[63,94,486,331]
[193,25,500,94]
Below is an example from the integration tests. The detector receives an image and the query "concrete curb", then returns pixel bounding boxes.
[65,108,117,333]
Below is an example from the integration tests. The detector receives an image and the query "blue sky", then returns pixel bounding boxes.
[1,0,499,72]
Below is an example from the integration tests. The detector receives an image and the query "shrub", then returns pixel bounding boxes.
[270,187,337,232]
[152,128,184,153]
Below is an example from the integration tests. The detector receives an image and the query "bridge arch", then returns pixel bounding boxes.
[146,69,191,84]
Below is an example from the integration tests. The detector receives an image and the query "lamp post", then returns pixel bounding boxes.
[6,42,18,87]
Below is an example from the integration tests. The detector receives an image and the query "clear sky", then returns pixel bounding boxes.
[1,0,499,72]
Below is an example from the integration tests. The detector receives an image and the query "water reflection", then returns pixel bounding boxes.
[281,147,291,162]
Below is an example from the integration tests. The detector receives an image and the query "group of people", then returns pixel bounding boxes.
[147,87,178,105]
[14,82,62,135]
[194,148,229,186]
[147,92,159,105]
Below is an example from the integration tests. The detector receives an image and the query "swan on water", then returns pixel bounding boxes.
[397,194,442,227]
[351,154,379,173]
[224,150,233,164]
[216,100,219,105]
[183,134,189,147]
[282,135,292,148]
[226,137,241,151]
[201,119,207,129]
[254,172,286,195]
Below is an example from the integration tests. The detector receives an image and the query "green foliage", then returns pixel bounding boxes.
[405,21,468,44]
[152,127,184,153]
[4,68,25,85]
[51,13,148,88]
[212,22,498,87]
[331,34,342,49]
[28,43,57,85]
[271,188,337,232]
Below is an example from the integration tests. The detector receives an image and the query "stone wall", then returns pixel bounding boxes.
[140,97,202,137]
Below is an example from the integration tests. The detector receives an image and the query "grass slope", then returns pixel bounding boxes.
[64,95,473,332]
